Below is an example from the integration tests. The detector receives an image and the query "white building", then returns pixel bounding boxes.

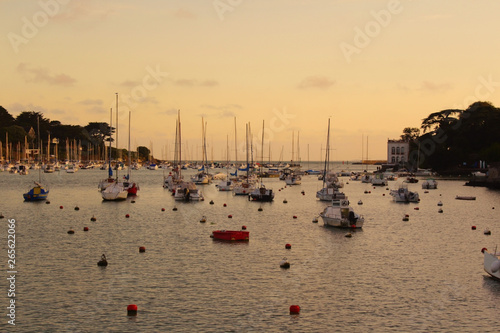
[387,140,409,165]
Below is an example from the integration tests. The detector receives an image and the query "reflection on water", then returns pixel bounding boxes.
[0,164,499,331]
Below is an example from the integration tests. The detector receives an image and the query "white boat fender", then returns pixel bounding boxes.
[491,260,500,273]
[280,258,290,268]
[484,229,491,235]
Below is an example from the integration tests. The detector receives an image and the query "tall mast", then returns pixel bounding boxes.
[115,93,119,163]
[178,110,182,178]
[234,117,238,165]
[108,108,113,178]
[128,111,131,178]
[322,118,330,188]
[291,131,294,163]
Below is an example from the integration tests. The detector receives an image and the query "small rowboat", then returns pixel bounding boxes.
[211,230,249,241]
[455,195,476,200]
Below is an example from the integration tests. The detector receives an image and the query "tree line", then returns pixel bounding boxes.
[0,106,151,161]
[400,101,500,174]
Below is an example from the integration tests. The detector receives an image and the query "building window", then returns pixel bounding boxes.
[396,156,399,162]
[401,156,405,162]
[401,147,405,155]
[392,156,395,163]
[392,147,395,154]
[396,147,400,154]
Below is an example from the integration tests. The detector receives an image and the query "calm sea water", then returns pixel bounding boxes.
[1,162,499,332]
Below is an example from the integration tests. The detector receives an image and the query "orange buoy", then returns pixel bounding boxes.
[139,246,146,253]
[67,229,75,234]
[285,243,291,249]
[127,304,138,316]
[472,226,476,230]
[126,214,130,218]
[83,227,89,231]
[289,305,300,315]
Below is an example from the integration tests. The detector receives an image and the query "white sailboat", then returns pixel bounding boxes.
[316,119,346,201]
[101,94,128,201]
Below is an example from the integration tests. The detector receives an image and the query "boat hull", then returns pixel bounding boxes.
[483,251,500,280]
[211,230,249,241]
[23,187,49,201]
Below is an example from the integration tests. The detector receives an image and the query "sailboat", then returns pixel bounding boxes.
[173,111,204,201]
[23,115,49,201]
[101,93,128,201]
[316,119,346,202]
[233,123,256,196]
[249,121,274,202]
[120,111,139,196]
[191,118,211,185]
[217,135,233,191]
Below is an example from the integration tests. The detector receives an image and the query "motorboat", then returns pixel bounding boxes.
[390,184,419,203]
[421,178,438,189]
[371,173,388,186]
[316,187,347,202]
[174,181,204,201]
[285,173,302,185]
[23,181,49,201]
[320,198,364,228]
[249,184,274,202]
[217,180,234,191]
[482,247,500,280]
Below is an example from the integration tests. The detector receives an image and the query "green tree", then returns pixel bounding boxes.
[0,106,15,128]
[137,146,150,161]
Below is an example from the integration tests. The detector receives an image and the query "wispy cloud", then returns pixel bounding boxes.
[17,63,76,87]
[200,104,242,118]
[298,76,335,89]
[419,81,452,93]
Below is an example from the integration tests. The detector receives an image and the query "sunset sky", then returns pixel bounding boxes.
[2,0,500,162]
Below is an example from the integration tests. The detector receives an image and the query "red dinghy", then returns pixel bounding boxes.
[211,230,249,241]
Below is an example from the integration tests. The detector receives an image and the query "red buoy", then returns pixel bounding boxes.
[414,207,419,210]
[481,247,488,253]
[127,304,138,316]
[285,243,291,249]
[139,246,146,253]
[60,206,63,209]
[382,194,385,196]
[223,203,227,207]
[289,305,300,314]
[472,226,476,230]
[228,214,232,218]
[241,225,247,230]
[126,214,130,218]
[161,208,165,211]
[293,215,297,219]
[83,227,89,231]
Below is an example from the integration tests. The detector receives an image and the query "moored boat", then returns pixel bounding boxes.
[211,229,249,241]
[421,178,438,189]
[456,195,476,200]
[23,181,49,201]
[320,198,364,228]
[482,247,500,280]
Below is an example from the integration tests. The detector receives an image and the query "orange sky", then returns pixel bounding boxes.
[3,0,500,162]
